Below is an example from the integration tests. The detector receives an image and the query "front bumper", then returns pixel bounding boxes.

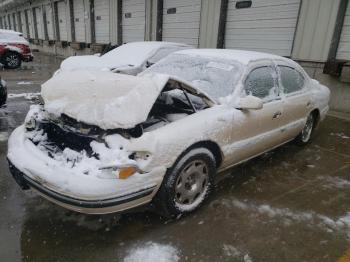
[22,53,34,62]
[7,125,165,214]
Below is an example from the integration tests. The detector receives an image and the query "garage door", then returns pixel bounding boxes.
[44,4,54,40]
[162,0,202,46]
[122,0,145,43]
[74,0,86,42]
[12,13,17,31]
[20,11,27,37]
[57,1,68,41]
[336,2,350,60]
[224,0,301,56]
[94,0,110,43]
[34,7,44,39]
[26,9,35,38]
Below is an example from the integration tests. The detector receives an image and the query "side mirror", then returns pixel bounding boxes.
[236,95,263,110]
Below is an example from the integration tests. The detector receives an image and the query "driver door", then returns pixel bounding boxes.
[222,61,285,167]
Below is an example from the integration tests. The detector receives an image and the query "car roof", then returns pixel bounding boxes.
[123,41,193,49]
[0,29,22,35]
[174,48,290,65]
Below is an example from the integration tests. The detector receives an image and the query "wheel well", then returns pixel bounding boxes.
[311,109,320,128]
[187,140,223,168]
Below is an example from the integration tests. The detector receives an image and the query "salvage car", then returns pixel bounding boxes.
[0,76,7,106]
[57,41,192,75]
[7,49,330,216]
[0,29,33,69]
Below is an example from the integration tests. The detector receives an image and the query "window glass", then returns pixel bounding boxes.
[244,66,277,100]
[279,66,305,94]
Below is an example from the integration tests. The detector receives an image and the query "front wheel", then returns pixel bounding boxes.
[3,52,22,69]
[295,113,315,145]
[155,148,216,217]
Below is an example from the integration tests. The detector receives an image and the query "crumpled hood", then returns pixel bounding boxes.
[41,70,169,129]
[60,55,136,72]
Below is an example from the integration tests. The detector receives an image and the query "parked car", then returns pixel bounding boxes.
[7,49,330,216]
[0,29,33,69]
[57,41,192,75]
[0,76,7,106]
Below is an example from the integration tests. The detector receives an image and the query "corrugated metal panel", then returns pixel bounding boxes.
[35,7,44,39]
[20,11,27,37]
[27,9,35,38]
[57,1,68,41]
[162,0,202,46]
[74,0,86,42]
[95,0,109,43]
[224,0,301,56]
[45,4,54,40]
[44,5,53,40]
[122,0,145,43]
[336,2,350,60]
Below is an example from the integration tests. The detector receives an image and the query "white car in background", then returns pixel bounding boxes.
[8,49,330,217]
[57,41,192,75]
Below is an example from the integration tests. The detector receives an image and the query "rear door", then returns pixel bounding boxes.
[276,61,311,140]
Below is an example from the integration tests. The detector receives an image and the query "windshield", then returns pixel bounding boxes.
[100,42,161,67]
[143,53,243,100]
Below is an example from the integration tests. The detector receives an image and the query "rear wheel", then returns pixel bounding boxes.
[3,52,22,69]
[155,148,216,217]
[295,113,315,145]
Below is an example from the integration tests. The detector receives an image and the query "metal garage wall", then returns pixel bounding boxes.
[74,0,86,42]
[162,0,202,46]
[336,2,350,60]
[94,0,110,43]
[122,0,146,43]
[34,7,44,39]
[12,13,17,31]
[224,0,301,56]
[57,1,68,41]
[44,4,54,40]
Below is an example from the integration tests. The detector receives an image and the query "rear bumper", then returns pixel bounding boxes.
[8,160,157,213]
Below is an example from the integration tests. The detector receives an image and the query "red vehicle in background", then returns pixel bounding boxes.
[0,29,33,69]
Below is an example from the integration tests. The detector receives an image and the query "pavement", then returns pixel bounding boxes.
[0,53,349,262]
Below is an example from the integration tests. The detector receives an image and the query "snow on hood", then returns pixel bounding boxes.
[0,31,29,45]
[60,55,116,71]
[41,70,169,129]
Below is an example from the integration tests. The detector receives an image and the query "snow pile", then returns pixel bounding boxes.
[41,70,169,129]
[320,176,350,189]
[228,199,350,238]
[123,242,180,262]
[8,92,40,100]
[222,244,242,258]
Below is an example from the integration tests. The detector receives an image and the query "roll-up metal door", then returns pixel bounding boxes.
[162,0,201,46]
[44,4,54,40]
[336,2,350,60]
[224,0,301,56]
[17,12,22,32]
[73,0,86,42]
[57,1,68,41]
[26,9,35,38]
[12,13,17,31]
[0,17,3,29]
[20,11,27,37]
[94,0,110,43]
[122,0,145,43]
[35,7,44,39]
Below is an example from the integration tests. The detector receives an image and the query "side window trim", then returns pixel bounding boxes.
[242,64,280,103]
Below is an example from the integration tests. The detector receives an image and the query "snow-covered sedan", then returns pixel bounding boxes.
[57,41,192,75]
[7,49,330,216]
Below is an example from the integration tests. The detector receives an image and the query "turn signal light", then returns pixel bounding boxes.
[118,166,137,179]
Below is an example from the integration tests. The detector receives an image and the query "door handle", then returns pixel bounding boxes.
[272,111,282,119]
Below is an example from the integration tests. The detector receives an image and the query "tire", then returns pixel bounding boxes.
[155,148,216,217]
[295,113,315,145]
[3,51,22,69]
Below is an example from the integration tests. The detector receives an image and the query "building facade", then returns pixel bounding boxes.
[0,0,349,112]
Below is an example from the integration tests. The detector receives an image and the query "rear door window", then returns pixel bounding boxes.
[278,66,305,94]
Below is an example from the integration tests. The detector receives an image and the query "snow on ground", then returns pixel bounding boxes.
[0,132,8,142]
[123,242,180,262]
[222,244,242,258]
[7,93,40,99]
[319,176,350,189]
[17,81,33,85]
[227,199,350,239]
[330,132,350,139]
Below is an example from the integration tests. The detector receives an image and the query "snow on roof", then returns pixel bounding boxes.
[0,29,22,35]
[0,29,28,45]
[175,49,288,65]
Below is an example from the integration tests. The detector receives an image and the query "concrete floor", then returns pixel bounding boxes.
[0,53,349,262]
